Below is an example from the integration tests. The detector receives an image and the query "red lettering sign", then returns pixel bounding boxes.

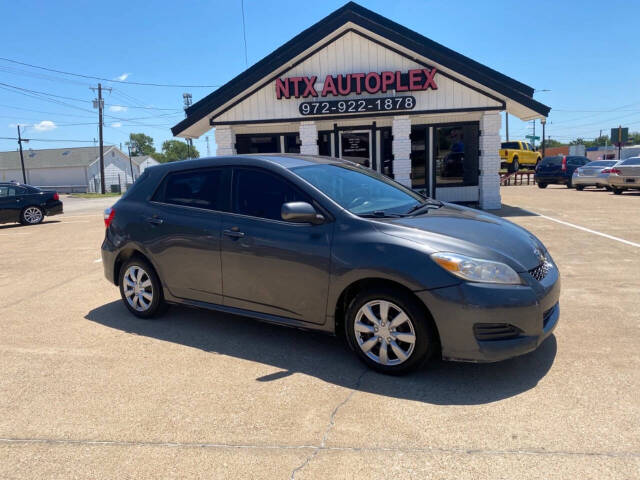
[276,68,438,98]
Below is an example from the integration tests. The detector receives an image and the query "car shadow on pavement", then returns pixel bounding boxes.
[494,204,539,218]
[86,301,557,406]
[0,220,61,230]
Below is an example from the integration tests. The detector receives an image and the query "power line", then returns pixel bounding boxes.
[0,81,92,103]
[0,57,221,88]
[0,136,106,143]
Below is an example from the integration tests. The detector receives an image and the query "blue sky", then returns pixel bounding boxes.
[1,0,638,154]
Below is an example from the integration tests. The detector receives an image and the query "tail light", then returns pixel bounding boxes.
[610,168,621,175]
[601,168,612,174]
[561,156,567,172]
[104,207,115,228]
[52,192,59,201]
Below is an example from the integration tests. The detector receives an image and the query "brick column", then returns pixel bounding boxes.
[214,126,236,156]
[392,116,412,187]
[299,121,318,155]
[479,112,501,209]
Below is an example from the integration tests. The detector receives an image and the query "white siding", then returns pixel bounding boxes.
[27,166,86,187]
[215,30,501,124]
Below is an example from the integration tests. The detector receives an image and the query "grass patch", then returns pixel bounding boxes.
[70,193,122,198]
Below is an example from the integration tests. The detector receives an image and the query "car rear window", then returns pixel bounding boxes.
[501,142,520,149]
[541,156,562,166]
[567,156,588,166]
[154,168,224,210]
[622,158,640,165]
[586,161,617,167]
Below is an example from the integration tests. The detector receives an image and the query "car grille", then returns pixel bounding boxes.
[529,261,552,281]
[473,323,522,341]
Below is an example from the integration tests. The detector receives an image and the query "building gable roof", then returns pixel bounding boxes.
[172,1,549,137]
[0,146,115,170]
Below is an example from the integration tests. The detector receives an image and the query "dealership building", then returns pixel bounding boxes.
[172,2,549,209]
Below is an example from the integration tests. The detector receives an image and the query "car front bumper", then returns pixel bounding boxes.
[416,264,560,363]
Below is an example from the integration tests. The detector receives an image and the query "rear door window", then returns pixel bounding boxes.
[232,168,310,221]
[542,156,562,166]
[501,142,521,150]
[154,168,225,211]
[0,186,17,197]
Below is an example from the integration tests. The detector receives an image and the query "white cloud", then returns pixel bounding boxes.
[108,105,128,112]
[115,73,130,81]
[33,120,56,131]
[111,122,122,128]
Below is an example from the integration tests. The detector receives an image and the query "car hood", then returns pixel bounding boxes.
[371,203,546,272]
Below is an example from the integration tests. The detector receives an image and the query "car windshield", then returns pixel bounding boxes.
[292,163,425,216]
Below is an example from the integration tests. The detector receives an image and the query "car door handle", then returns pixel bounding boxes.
[223,229,245,238]
[145,216,164,225]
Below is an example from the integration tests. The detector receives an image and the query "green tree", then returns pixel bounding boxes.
[158,140,199,163]
[541,138,564,148]
[126,133,156,156]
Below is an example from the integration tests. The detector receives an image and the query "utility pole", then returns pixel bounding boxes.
[206,136,211,156]
[91,83,111,193]
[183,93,194,159]
[127,144,135,182]
[541,118,546,159]
[17,125,27,183]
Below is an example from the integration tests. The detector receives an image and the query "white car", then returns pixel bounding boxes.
[608,157,640,195]
[572,160,618,190]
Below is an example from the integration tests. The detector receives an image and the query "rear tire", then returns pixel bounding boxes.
[566,178,573,188]
[345,286,436,375]
[537,183,547,189]
[576,184,584,191]
[20,206,44,225]
[118,257,167,319]
[612,187,623,195]
[510,158,520,173]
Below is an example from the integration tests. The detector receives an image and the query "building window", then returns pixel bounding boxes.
[236,134,280,154]
[318,132,332,156]
[283,133,301,153]
[434,124,479,187]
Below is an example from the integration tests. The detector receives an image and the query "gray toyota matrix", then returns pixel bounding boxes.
[101,155,560,374]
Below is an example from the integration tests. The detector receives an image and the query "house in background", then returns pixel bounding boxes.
[131,155,160,173]
[0,145,141,193]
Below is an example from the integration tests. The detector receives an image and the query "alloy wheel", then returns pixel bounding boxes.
[23,207,43,224]
[354,300,416,366]
[123,265,154,312]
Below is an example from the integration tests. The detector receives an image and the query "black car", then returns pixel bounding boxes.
[0,182,63,225]
[534,155,590,188]
[101,155,559,374]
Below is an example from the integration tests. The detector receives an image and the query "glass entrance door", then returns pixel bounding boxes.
[339,130,371,168]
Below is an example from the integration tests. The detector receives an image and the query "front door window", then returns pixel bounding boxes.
[340,131,371,167]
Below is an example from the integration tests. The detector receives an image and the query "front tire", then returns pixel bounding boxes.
[118,257,166,318]
[537,182,547,189]
[345,287,436,375]
[576,184,584,191]
[20,206,44,225]
[612,187,623,195]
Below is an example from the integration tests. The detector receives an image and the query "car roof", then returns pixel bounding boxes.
[149,154,355,172]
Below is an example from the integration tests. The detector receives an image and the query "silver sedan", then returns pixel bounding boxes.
[608,157,640,194]
[572,160,618,190]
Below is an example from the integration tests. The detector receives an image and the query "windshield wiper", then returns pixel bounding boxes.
[406,200,443,215]
[360,210,406,218]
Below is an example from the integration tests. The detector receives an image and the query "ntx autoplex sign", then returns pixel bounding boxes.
[275,68,438,99]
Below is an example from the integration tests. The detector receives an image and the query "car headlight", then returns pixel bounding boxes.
[431,252,522,285]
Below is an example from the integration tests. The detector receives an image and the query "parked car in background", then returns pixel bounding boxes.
[0,182,63,225]
[608,157,640,195]
[535,155,590,188]
[500,141,542,172]
[572,160,619,190]
[101,154,560,374]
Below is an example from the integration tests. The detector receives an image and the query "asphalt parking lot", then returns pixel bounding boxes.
[1,188,639,479]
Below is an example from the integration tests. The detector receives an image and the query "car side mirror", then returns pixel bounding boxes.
[281,201,325,225]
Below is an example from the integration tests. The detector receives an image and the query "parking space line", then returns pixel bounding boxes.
[524,209,640,248]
